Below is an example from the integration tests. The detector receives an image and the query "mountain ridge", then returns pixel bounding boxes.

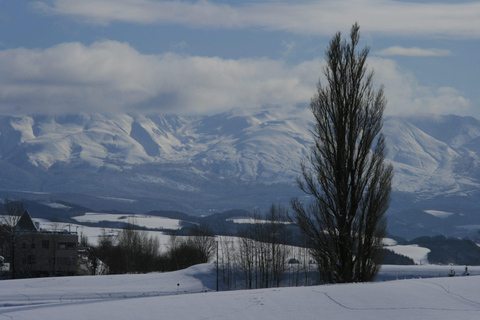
[1,110,480,238]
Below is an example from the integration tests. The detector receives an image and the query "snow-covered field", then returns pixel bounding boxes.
[5,216,480,319]
[387,244,431,265]
[2,264,480,320]
[33,218,177,248]
[72,212,185,230]
[35,216,436,267]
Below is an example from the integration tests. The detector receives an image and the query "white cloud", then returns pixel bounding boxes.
[0,41,470,116]
[282,40,296,57]
[0,41,320,114]
[375,46,452,57]
[369,57,471,116]
[33,0,480,38]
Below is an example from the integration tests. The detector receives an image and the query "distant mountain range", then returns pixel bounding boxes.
[2,109,480,239]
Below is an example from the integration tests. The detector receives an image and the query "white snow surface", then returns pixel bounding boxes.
[72,212,184,230]
[424,209,455,219]
[387,244,431,265]
[33,217,434,265]
[38,201,72,210]
[226,217,290,224]
[33,219,174,248]
[2,264,480,320]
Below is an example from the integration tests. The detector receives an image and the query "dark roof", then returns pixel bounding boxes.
[15,210,38,232]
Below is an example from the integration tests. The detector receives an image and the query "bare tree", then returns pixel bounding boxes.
[166,225,215,271]
[116,221,140,273]
[264,204,290,287]
[235,205,291,289]
[237,226,256,289]
[216,220,237,289]
[92,228,115,274]
[218,236,237,289]
[291,23,393,283]
[115,219,161,273]
[187,224,216,262]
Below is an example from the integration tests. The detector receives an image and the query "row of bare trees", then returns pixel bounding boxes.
[216,204,319,290]
[87,220,216,275]
[91,225,162,274]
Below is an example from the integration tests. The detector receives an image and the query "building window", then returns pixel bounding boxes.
[42,240,50,249]
[57,242,76,250]
[31,242,36,249]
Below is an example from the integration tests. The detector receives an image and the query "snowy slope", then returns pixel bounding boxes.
[2,264,480,320]
[2,111,480,237]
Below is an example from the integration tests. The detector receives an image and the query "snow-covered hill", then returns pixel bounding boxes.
[2,110,480,238]
[2,264,480,320]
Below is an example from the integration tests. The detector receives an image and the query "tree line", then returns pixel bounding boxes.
[214,204,320,289]
[83,220,216,275]
[81,205,320,290]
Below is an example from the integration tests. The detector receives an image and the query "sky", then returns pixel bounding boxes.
[0,0,479,117]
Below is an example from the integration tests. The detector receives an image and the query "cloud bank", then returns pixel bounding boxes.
[0,41,318,114]
[375,46,452,57]
[369,58,470,116]
[34,0,480,38]
[0,40,470,116]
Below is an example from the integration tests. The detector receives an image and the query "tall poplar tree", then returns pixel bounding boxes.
[291,23,393,283]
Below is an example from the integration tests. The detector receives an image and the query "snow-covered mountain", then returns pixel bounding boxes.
[0,111,311,181]
[2,109,480,238]
[0,109,312,215]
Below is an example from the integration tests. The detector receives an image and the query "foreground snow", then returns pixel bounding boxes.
[2,264,480,320]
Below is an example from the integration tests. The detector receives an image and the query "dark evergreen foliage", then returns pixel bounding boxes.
[409,235,480,265]
[382,249,415,265]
